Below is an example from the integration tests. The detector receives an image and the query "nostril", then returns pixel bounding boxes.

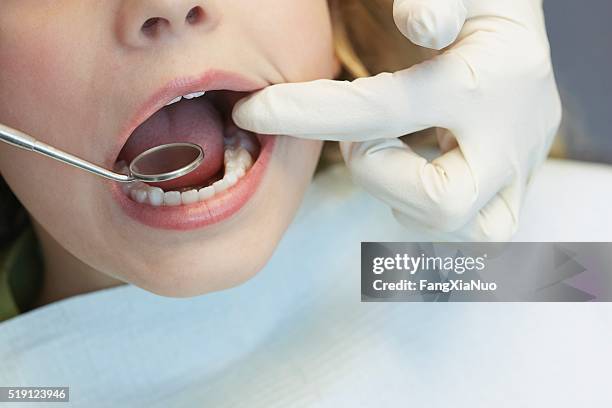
[138,6,206,40]
[141,17,168,37]
[185,7,205,25]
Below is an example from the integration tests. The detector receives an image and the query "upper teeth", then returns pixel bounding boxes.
[165,91,206,106]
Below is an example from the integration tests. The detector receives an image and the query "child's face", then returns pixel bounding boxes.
[0,1,339,296]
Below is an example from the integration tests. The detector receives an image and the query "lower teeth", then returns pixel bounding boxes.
[118,133,257,207]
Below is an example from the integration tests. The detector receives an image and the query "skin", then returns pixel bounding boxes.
[0,0,339,303]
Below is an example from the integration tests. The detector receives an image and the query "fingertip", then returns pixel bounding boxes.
[230,96,248,129]
[231,94,263,134]
[394,0,467,50]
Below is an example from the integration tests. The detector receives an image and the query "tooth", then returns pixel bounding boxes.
[131,189,148,204]
[235,167,246,179]
[148,187,164,207]
[224,148,237,163]
[166,96,182,106]
[181,190,199,205]
[164,191,182,206]
[198,186,215,201]
[122,182,136,195]
[225,163,244,175]
[212,179,229,193]
[224,173,238,188]
[131,182,149,193]
[224,146,251,179]
[183,91,205,99]
[237,148,254,169]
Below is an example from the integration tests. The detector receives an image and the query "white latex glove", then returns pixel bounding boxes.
[233,0,562,241]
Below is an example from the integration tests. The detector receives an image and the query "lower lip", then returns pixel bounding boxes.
[110,134,276,231]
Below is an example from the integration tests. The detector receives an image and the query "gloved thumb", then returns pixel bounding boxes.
[393,0,467,50]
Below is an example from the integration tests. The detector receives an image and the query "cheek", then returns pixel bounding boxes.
[0,148,111,296]
[0,4,110,155]
[0,144,98,245]
[241,0,339,81]
[1,8,58,118]
[0,23,61,138]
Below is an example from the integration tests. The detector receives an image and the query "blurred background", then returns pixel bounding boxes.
[545,0,612,164]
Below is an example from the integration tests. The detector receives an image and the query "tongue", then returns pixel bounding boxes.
[119,98,224,191]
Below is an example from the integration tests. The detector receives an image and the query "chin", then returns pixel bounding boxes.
[130,253,269,298]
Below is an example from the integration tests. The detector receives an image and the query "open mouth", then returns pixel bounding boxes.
[110,71,276,230]
[115,90,261,206]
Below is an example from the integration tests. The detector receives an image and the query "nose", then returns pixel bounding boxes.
[116,0,219,47]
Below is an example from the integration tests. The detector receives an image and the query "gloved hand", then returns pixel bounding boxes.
[233,0,562,241]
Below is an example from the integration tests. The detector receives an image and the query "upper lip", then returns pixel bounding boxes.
[109,69,267,167]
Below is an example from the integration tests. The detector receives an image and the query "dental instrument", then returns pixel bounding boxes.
[0,123,204,184]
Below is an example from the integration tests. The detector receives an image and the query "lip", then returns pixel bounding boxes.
[108,69,276,231]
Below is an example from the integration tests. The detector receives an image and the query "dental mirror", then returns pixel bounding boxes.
[0,122,204,184]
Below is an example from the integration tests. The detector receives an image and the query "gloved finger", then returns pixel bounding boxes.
[393,187,519,241]
[393,0,468,50]
[340,139,479,232]
[233,52,476,142]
